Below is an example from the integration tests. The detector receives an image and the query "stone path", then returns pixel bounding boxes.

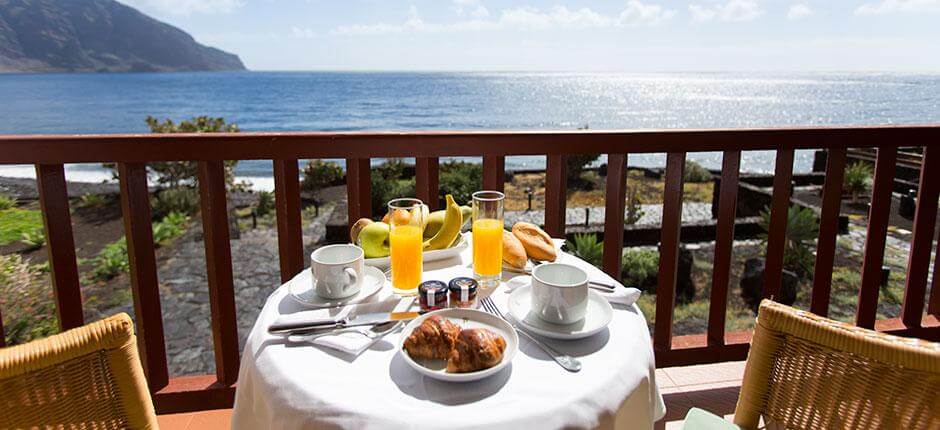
[504,202,713,228]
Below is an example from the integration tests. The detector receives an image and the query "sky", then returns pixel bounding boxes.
[118,0,940,71]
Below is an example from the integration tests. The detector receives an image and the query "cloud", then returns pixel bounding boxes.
[119,0,241,15]
[291,27,316,39]
[787,3,813,19]
[617,0,676,26]
[689,0,762,23]
[334,2,679,35]
[855,0,940,14]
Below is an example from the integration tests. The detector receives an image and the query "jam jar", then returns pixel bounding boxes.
[448,277,478,309]
[418,281,448,312]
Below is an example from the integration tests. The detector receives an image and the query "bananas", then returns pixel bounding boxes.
[424,194,462,250]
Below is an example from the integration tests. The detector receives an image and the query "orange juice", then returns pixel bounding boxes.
[472,218,503,277]
[390,225,423,292]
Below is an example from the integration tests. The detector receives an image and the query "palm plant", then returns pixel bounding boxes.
[759,205,819,277]
[566,233,603,268]
[843,162,873,203]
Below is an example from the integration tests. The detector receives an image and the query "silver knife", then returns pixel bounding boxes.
[268,311,419,334]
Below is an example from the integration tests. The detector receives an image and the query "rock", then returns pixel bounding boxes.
[676,247,695,303]
[899,190,916,220]
[739,258,798,311]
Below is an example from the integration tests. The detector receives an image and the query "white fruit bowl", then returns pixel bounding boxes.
[362,233,468,269]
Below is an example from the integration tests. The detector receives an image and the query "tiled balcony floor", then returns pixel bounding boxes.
[155,361,747,429]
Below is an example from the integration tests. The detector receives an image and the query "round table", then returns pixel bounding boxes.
[232,246,666,430]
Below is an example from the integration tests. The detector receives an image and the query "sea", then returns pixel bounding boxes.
[1,71,939,190]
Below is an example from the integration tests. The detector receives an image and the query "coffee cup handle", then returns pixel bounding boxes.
[344,267,358,289]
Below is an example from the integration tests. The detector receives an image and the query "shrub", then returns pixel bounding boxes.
[0,254,57,345]
[622,248,659,289]
[301,160,344,192]
[683,160,711,183]
[625,187,645,225]
[374,158,408,180]
[566,233,603,268]
[759,205,819,276]
[88,238,129,282]
[0,193,14,210]
[370,175,415,217]
[19,228,46,251]
[152,212,189,245]
[78,193,106,208]
[105,116,240,189]
[0,208,43,246]
[151,188,199,219]
[439,161,482,205]
[255,191,274,217]
[843,162,873,203]
[567,154,600,190]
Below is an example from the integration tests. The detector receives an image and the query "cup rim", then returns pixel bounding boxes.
[472,190,505,201]
[532,263,587,288]
[311,244,364,266]
[387,197,424,210]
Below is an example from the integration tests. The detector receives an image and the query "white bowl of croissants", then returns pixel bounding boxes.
[399,308,519,382]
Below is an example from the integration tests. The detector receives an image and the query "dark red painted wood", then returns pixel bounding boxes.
[810,147,847,316]
[901,145,939,328]
[1,126,935,164]
[654,152,686,352]
[274,159,304,283]
[345,158,372,223]
[762,149,795,301]
[857,147,898,328]
[415,157,440,210]
[118,162,169,392]
[197,161,240,385]
[153,375,236,414]
[482,155,505,193]
[602,154,628,279]
[35,164,83,330]
[930,239,940,316]
[544,154,567,238]
[708,150,740,346]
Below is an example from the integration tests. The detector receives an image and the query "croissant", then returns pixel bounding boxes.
[446,328,507,373]
[403,315,461,360]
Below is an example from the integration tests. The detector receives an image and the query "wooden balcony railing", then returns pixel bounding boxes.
[1,126,939,413]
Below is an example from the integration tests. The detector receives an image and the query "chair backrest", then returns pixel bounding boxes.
[0,313,158,429]
[733,300,940,430]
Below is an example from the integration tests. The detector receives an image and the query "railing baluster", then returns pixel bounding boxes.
[345,158,372,223]
[118,162,169,391]
[856,147,898,328]
[544,154,568,238]
[708,150,740,346]
[602,154,628,278]
[762,149,795,300]
[482,155,505,193]
[810,147,847,316]
[274,159,304,283]
[901,145,939,328]
[197,161,240,385]
[415,157,440,210]
[929,239,940,316]
[654,152,686,352]
[36,163,83,330]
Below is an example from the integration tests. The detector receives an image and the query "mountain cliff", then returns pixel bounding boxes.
[0,0,246,72]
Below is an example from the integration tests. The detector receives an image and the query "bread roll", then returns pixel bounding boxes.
[502,229,527,269]
[511,222,556,262]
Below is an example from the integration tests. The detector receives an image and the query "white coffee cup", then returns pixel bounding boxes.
[310,244,364,299]
[530,263,589,325]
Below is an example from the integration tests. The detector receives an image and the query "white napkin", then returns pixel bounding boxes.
[504,275,642,307]
[272,297,412,356]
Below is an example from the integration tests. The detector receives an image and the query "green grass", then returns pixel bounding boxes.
[0,208,43,246]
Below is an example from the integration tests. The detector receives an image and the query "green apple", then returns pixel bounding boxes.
[424,209,447,239]
[358,221,390,258]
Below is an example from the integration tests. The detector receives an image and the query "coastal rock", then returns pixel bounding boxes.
[739,258,797,311]
[0,0,245,73]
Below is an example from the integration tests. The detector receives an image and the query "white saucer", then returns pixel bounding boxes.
[287,266,386,309]
[507,285,613,340]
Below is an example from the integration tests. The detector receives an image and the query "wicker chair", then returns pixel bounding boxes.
[683,300,940,429]
[0,313,158,429]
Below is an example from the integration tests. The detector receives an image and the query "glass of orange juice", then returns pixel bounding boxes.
[388,198,425,295]
[472,190,505,288]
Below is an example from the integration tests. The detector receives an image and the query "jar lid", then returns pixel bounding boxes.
[448,277,478,293]
[419,280,448,295]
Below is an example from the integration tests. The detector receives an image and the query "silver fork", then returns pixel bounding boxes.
[480,296,581,372]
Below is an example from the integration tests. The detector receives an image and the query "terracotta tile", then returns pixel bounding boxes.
[186,409,232,430]
[156,413,194,430]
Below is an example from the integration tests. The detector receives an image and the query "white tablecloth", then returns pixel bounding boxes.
[232,247,666,430]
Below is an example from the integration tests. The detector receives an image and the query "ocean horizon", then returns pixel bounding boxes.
[2,71,938,190]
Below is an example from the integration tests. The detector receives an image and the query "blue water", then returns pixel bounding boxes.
[2,71,939,177]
